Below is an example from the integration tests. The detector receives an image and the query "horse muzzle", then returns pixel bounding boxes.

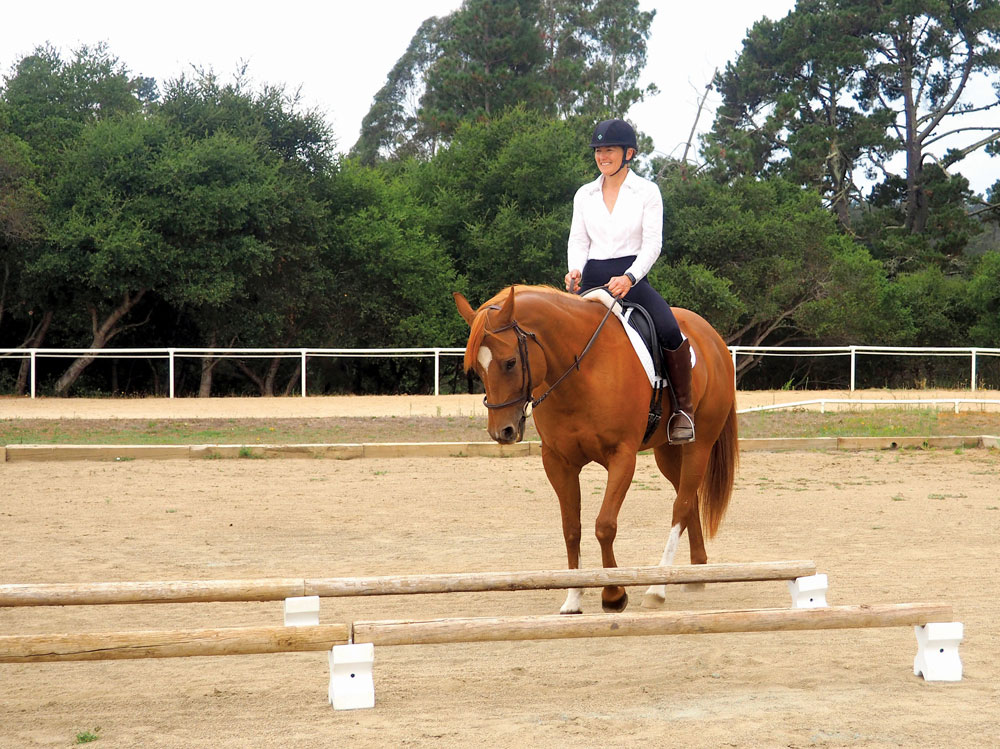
[489,414,526,445]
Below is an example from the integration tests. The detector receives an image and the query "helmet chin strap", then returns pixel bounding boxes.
[611,150,633,176]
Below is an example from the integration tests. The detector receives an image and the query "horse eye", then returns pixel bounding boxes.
[505,358,517,372]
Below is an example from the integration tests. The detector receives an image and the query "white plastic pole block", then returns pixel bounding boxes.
[283,595,320,627]
[914,622,963,682]
[787,573,828,608]
[329,643,375,710]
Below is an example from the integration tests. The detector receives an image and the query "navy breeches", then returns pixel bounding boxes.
[579,256,683,350]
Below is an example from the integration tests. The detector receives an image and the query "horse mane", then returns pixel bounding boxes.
[462,285,569,372]
[464,307,491,372]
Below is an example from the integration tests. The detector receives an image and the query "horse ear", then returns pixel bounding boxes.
[453,292,476,326]
[495,286,515,325]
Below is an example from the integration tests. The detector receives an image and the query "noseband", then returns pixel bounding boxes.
[481,300,616,415]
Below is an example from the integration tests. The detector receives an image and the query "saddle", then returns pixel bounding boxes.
[581,288,679,443]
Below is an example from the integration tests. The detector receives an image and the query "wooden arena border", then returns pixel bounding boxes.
[1,435,998,462]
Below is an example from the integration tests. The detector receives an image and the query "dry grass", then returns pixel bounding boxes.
[0,408,996,445]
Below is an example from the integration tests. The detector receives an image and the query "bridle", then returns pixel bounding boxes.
[481,300,617,416]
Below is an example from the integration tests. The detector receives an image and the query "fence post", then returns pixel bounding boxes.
[30,350,36,399]
[301,350,308,397]
[434,349,441,396]
[731,347,738,389]
[971,349,977,393]
[850,346,857,392]
[168,350,175,399]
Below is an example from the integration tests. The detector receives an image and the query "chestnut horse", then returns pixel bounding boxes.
[454,285,738,613]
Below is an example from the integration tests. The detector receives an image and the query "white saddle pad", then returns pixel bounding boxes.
[580,288,695,387]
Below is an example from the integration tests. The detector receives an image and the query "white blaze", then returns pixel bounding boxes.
[477,345,493,371]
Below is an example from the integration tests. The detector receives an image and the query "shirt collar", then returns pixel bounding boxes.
[585,169,637,195]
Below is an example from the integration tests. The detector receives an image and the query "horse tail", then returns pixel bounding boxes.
[700,402,739,538]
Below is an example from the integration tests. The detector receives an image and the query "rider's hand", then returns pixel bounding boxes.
[565,269,581,293]
[607,274,634,299]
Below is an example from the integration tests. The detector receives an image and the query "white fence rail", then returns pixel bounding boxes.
[0,347,467,398]
[731,345,1000,393]
[737,398,1000,415]
[1,345,999,399]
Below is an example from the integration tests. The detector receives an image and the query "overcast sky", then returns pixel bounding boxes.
[2,0,995,194]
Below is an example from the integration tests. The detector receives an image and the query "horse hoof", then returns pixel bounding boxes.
[641,592,666,609]
[602,591,628,613]
[683,582,706,592]
[559,608,582,615]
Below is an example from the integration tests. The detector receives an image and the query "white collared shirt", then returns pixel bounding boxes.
[567,169,663,282]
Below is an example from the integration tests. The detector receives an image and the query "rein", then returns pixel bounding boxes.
[482,299,617,414]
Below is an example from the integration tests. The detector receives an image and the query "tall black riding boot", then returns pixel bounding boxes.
[663,339,695,444]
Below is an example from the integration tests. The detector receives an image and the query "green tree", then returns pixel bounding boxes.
[707,0,1000,235]
[36,113,172,394]
[325,160,463,347]
[0,42,154,389]
[421,0,548,139]
[860,164,982,271]
[156,68,334,395]
[706,2,893,228]
[659,174,903,379]
[1,43,152,169]
[353,17,447,164]
[574,0,658,119]
[886,265,971,346]
[0,132,49,393]
[967,250,1000,345]
[856,0,1000,234]
[0,133,43,331]
[35,111,303,396]
[404,107,592,303]
[354,0,657,161]
[795,237,913,344]
[158,66,332,174]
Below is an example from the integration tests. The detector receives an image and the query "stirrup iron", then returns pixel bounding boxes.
[667,410,695,444]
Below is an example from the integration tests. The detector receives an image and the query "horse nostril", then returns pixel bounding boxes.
[501,426,515,442]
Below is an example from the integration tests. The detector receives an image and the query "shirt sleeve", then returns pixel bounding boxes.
[625,182,663,282]
[566,189,591,274]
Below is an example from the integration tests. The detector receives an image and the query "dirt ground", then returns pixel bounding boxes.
[2,387,998,420]
[1,439,999,747]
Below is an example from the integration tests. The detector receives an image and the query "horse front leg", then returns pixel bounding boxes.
[595,451,637,613]
[542,446,584,614]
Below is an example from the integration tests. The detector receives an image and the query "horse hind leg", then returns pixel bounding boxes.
[681,496,708,591]
[641,520,684,608]
[642,443,710,608]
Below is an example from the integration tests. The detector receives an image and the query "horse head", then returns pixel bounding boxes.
[454,287,547,445]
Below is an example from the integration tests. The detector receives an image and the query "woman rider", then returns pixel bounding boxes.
[564,118,695,444]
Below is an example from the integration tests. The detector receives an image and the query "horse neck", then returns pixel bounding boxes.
[517,292,611,387]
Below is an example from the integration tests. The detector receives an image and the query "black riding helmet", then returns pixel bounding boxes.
[590,119,638,175]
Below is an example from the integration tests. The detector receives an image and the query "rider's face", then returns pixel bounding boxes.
[594,146,634,176]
